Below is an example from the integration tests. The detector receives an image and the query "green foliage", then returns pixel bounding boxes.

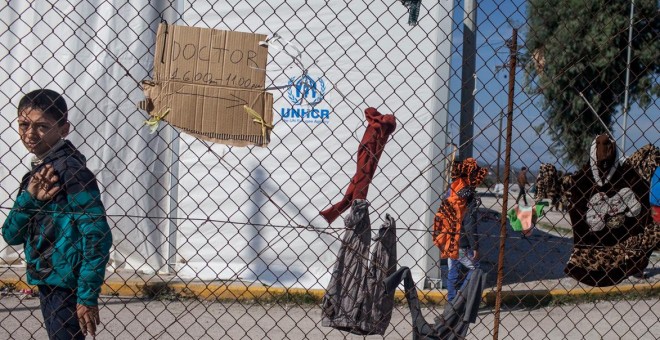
[525,0,659,166]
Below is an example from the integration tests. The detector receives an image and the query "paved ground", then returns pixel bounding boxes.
[0,295,657,339]
[475,188,660,292]
[0,187,657,339]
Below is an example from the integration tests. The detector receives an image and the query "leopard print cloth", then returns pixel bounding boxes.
[536,163,559,200]
[624,144,660,181]
[567,222,660,272]
[559,173,574,209]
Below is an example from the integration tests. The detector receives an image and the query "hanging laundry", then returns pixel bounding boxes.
[535,163,559,202]
[625,144,660,182]
[322,200,397,335]
[651,167,660,223]
[507,208,522,232]
[322,200,485,338]
[400,0,422,25]
[507,204,546,236]
[652,167,660,207]
[320,108,396,224]
[515,205,534,234]
[433,158,487,259]
[561,135,660,287]
[558,172,574,210]
[383,266,486,340]
[626,144,660,224]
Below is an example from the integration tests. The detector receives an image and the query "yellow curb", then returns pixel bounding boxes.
[0,277,448,303]
[482,282,660,305]
[102,280,449,304]
[0,279,34,292]
[547,281,660,297]
[2,277,658,305]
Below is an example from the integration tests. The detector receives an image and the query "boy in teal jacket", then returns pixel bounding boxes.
[2,89,112,339]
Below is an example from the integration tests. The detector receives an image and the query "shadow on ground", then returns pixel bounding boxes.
[475,206,573,288]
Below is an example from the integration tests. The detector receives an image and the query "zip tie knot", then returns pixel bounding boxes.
[144,108,170,134]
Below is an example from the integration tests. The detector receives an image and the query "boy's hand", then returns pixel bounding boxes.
[27,164,60,201]
[77,304,100,338]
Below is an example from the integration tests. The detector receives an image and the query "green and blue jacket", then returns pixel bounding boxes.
[2,140,112,306]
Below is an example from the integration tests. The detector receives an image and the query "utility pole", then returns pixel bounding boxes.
[493,27,517,340]
[458,0,477,160]
[621,0,634,152]
[496,110,503,182]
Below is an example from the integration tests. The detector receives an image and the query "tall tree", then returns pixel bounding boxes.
[525,0,659,166]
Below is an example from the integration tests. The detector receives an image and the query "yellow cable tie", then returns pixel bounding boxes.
[244,105,273,143]
[143,108,171,134]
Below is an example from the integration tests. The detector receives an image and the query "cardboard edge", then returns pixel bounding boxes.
[263,92,274,146]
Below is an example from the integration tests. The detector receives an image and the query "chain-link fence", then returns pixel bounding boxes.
[1,0,658,339]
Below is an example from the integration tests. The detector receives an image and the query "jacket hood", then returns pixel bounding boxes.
[589,134,619,186]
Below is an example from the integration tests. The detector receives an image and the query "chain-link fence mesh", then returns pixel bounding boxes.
[0,0,658,339]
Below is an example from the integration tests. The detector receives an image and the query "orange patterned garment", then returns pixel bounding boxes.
[433,158,487,259]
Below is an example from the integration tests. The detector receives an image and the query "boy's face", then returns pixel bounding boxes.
[17,108,70,157]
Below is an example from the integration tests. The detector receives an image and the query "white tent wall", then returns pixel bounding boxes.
[173,0,454,289]
[0,1,178,273]
[0,0,454,289]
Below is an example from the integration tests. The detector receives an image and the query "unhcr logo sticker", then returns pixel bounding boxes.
[288,75,325,105]
[279,74,331,124]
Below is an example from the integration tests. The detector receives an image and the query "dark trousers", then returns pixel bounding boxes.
[516,186,528,205]
[38,285,84,340]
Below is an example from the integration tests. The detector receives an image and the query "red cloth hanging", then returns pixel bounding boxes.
[320,107,396,223]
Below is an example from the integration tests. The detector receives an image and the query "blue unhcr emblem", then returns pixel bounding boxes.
[287,75,326,106]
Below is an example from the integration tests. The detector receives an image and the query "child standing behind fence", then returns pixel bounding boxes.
[2,89,112,339]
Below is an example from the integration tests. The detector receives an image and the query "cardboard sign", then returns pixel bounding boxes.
[141,23,273,147]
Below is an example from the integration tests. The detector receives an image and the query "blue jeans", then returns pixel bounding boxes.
[38,285,84,340]
[446,248,479,302]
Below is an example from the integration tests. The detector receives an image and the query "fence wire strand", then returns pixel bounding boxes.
[0,1,658,339]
